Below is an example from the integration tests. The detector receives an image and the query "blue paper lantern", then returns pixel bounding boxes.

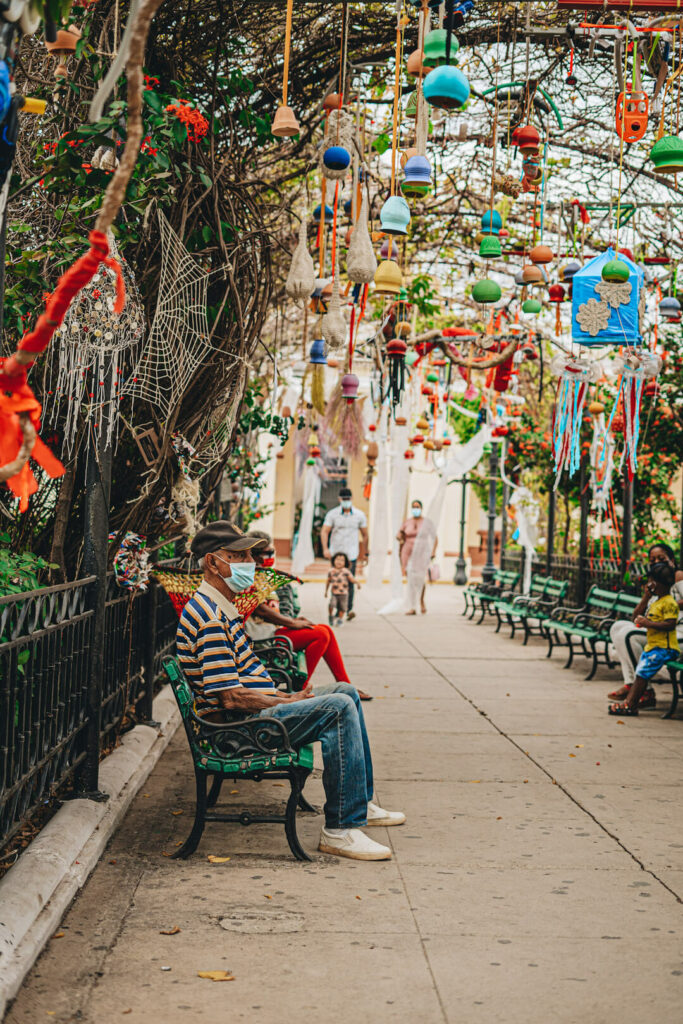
[423,65,470,110]
[571,247,644,347]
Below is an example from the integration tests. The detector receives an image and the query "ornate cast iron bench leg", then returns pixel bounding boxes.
[285,767,312,861]
[172,767,208,859]
[207,775,223,808]
[663,666,680,719]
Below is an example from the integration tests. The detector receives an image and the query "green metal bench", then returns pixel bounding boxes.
[493,575,569,644]
[544,586,640,680]
[163,657,314,861]
[663,659,683,719]
[462,569,520,622]
[253,636,308,692]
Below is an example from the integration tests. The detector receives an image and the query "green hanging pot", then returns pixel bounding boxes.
[472,279,502,304]
[522,297,542,314]
[601,259,629,283]
[479,235,502,260]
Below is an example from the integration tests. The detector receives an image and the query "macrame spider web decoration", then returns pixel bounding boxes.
[45,232,144,458]
[187,377,244,472]
[123,211,223,418]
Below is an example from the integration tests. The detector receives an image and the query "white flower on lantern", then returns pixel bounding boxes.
[576,297,610,336]
[595,280,632,309]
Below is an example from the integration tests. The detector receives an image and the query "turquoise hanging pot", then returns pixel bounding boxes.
[423,66,470,110]
[380,195,411,236]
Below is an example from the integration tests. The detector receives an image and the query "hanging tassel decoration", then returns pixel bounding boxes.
[612,350,662,481]
[551,355,600,486]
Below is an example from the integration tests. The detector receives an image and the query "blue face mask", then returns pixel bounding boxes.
[411,507,422,518]
[341,500,352,510]
[214,555,256,593]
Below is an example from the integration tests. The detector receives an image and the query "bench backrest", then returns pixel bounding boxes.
[612,591,641,617]
[529,575,569,600]
[164,657,194,721]
[495,570,520,589]
[585,586,636,618]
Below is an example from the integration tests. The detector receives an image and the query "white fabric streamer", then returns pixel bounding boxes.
[366,406,391,588]
[377,410,411,615]
[291,464,320,576]
[508,485,540,593]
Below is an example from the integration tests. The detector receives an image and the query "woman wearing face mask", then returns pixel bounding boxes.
[608,542,683,707]
[397,500,438,615]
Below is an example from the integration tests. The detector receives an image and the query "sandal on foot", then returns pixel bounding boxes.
[638,688,656,709]
[608,702,639,716]
[607,684,631,701]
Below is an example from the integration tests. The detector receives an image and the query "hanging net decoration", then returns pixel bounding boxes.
[551,355,601,486]
[611,350,661,481]
[123,211,222,418]
[45,232,144,459]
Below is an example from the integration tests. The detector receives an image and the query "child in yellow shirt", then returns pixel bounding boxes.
[609,562,679,716]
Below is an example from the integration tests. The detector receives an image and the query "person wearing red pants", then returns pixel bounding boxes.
[243,531,373,701]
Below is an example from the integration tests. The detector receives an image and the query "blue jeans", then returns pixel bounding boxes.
[260,682,373,828]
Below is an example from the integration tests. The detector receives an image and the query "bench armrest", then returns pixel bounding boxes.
[193,713,295,760]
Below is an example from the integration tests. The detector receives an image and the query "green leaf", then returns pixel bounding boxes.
[144,90,163,114]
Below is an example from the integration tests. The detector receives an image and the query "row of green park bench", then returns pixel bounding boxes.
[462,569,683,719]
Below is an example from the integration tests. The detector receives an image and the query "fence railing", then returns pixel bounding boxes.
[0,577,177,848]
[500,550,647,605]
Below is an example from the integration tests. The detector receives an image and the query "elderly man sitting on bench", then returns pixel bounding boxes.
[176,520,405,861]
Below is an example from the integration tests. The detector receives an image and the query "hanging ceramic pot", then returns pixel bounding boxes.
[423,66,470,110]
[272,104,300,138]
[530,244,553,264]
[46,24,81,80]
[522,264,544,284]
[401,155,432,197]
[423,28,458,67]
[480,210,502,236]
[323,145,351,172]
[650,135,683,173]
[323,93,343,112]
[479,236,501,259]
[601,259,629,283]
[341,373,360,402]
[380,195,411,236]
[514,124,540,154]
[309,338,327,364]
[313,204,334,224]
[522,297,542,314]
[472,279,501,303]
[374,259,403,295]
[659,296,681,319]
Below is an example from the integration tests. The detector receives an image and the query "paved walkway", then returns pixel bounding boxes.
[6,585,683,1023]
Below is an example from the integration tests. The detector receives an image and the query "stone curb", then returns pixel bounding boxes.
[0,686,180,1019]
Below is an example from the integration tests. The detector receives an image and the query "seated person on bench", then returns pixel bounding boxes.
[608,562,680,717]
[176,520,405,861]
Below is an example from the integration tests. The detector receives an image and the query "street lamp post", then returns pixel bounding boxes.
[454,475,469,585]
[481,441,499,584]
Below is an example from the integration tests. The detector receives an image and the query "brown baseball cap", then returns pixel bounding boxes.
[191,520,261,557]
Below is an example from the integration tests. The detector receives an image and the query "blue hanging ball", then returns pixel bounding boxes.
[323,146,351,171]
[313,203,334,224]
[423,65,470,110]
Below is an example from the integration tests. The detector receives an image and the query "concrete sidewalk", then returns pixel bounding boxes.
[6,584,683,1024]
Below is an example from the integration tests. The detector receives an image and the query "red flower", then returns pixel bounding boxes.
[165,100,209,143]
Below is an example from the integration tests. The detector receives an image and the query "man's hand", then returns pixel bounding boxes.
[287,688,314,701]
[290,617,314,630]
[322,548,331,559]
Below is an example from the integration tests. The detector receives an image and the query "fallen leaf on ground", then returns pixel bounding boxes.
[575,744,584,748]
[467,780,481,784]
[162,852,172,857]
[171,810,183,816]
[496,816,502,820]
[230,790,239,794]
[109,859,117,865]
[197,971,235,982]
[159,926,181,935]
[272,783,285,787]
[175,841,183,847]
[569,754,576,758]
[143,793,150,798]
[122,1010,132,1015]
[53,932,65,939]
[207,855,231,864]
[355,895,362,900]
[264,893,273,899]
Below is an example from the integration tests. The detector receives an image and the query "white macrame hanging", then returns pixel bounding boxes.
[322,261,347,351]
[285,217,316,302]
[346,191,377,284]
[45,232,144,458]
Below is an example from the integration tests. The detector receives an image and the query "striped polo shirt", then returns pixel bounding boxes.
[176,581,275,713]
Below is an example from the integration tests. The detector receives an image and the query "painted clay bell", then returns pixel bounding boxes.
[272,104,300,138]
[380,195,411,236]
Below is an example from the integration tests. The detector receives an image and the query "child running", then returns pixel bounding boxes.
[608,561,680,716]
[325,552,361,626]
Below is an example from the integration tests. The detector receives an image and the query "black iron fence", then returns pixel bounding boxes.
[500,549,647,605]
[0,577,177,847]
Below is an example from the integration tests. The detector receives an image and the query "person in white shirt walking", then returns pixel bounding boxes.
[320,487,368,621]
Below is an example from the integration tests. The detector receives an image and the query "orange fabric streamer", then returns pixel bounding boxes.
[0,384,64,512]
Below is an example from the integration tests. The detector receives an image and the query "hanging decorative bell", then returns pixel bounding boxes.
[422,66,470,110]
[401,155,432,197]
[472,279,502,304]
[380,195,411,236]
[479,236,502,260]
[480,210,502,236]
[529,244,553,264]
[522,297,542,314]
[313,204,334,224]
[341,373,360,403]
[309,338,327,364]
[522,264,544,284]
[374,259,403,295]
[272,104,300,138]
[601,259,629,283]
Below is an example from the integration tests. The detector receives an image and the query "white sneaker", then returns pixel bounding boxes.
[364,801,406,827]
[318,827,392,860]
